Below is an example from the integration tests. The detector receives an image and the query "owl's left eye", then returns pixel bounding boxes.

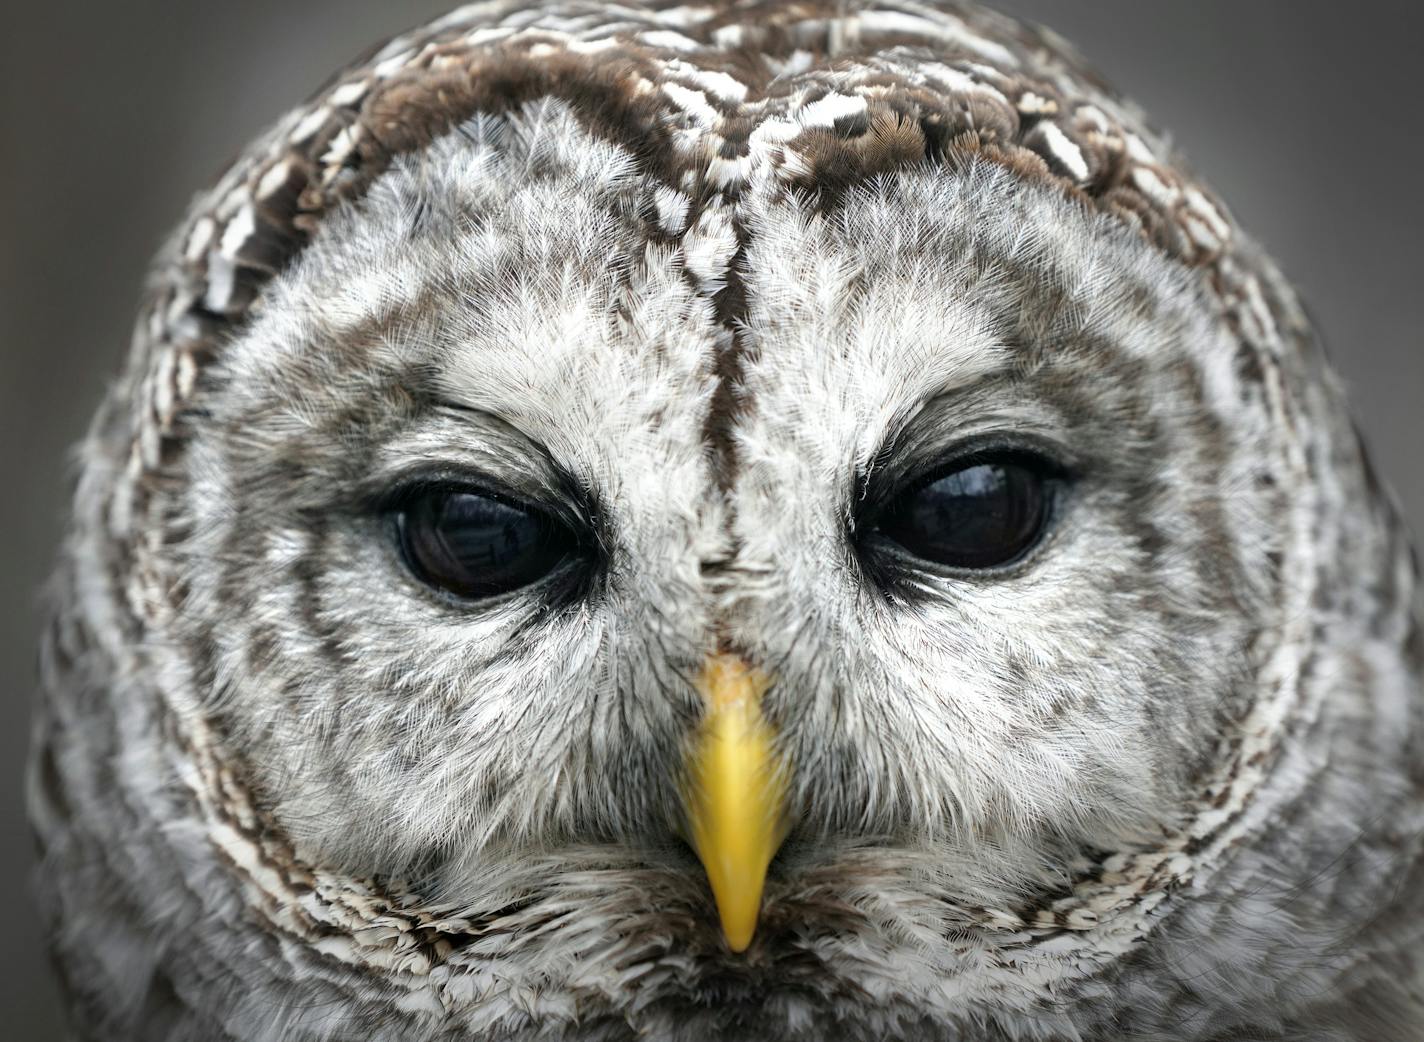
[394,487,580,600]
[866,452,1062,572]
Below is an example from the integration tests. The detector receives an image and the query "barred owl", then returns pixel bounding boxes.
[30,1,1424,1040]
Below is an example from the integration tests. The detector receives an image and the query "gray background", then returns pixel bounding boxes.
[2,1,1420,1036]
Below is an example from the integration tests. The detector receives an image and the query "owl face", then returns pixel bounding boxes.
[171,100,1272,971]
[41,2,1423,1037]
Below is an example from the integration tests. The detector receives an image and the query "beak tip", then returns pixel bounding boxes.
[723,927,754,953]
[707,875,764,953]
[715,895,761,952]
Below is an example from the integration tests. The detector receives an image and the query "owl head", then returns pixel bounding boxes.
[35,2,1422,1040]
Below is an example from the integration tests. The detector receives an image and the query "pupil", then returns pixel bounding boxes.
[399,489,571,599]
[876,459,1049,569]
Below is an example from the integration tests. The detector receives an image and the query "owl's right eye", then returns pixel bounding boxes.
[394,487,581,601]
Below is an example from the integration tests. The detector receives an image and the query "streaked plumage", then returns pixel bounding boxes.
[31,2,1423,1040]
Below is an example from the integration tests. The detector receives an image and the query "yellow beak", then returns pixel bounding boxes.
[683,654,789,952]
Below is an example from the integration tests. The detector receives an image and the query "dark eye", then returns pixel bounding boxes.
[872,454,1059,570]
[395,488,579,600]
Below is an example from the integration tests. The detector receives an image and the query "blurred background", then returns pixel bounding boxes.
[3,1,1420,1035]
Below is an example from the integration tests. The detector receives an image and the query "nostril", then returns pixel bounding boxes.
[699,555,735,578]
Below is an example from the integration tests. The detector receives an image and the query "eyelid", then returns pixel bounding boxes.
[382,474,547,514]
[896,447,1068,501]
[353,406,586,515]
[360,464,594,535]
[856,435,1075,527]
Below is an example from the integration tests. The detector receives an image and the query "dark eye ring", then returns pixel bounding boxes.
[864,451,1063,573]
[393,485,582,601]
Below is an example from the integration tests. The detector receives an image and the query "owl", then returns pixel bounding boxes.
[29,1,1424,1040]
